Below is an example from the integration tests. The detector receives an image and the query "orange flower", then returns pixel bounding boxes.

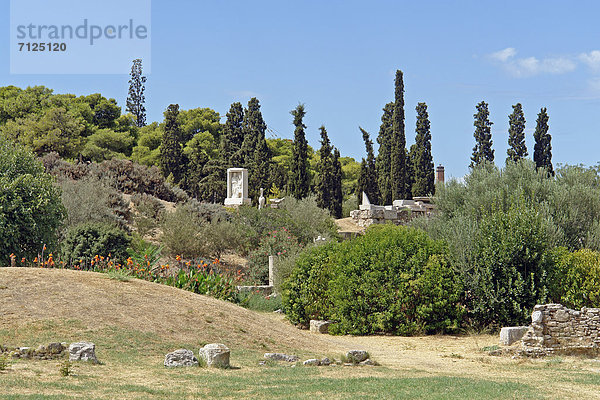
[21,258,25,263]
[43,244,46,250]
[176,255,182,262]
[33,257,38,263]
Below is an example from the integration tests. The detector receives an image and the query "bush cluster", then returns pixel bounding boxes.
[283,225,463,335]
[61,223,131,265]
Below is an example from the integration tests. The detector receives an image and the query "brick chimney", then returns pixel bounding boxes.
[435,164,445,184]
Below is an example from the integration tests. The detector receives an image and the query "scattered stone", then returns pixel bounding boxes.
[164,349,199,368]
[320,357,331,366]
[346,350,369,363]
[310,320,332,334]
[360,358,375,366]
[274,309,284,314]
[264,353,299,362]
[303,358,320,366]
[199,343,230,368]
[499,326,530,346]
[258,360,266,366]
[69,342,98,363]
[47,342,64,354]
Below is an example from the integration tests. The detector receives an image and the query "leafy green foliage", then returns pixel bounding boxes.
[160,104,186,183]
[283,225,463,335]
[548,248,600,309]
[163,266,237,301]
[0,139,65,262]
[248,227,302,284]
[61,223,131,265]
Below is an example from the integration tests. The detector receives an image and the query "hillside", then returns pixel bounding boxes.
[0,267,338,355]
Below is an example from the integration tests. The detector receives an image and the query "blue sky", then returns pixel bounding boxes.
[2,0,600,178]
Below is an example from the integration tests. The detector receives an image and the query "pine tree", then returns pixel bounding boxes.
[160,104,185,183]
[533,107,554,176]
[376,102,394,204]
[126,59,147,127]
[238,98,266,169]
[390,70,408,199]
[470,101,494,168]
[359,127,380,204]
[411,102,435,197]
[289,104,310,199]
[222,102,245,167]
[316,125,334,211]
[331,148,343,218]
[506,103,527,163]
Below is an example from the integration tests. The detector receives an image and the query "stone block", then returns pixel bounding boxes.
[199,343,230,368]
[164,349,199,368]
[69,341,98,363]
[310,320,331,334]
[500,327,530,345]
[346,350,369,363]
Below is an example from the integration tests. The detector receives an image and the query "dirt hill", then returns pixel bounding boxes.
[0,267,339,355]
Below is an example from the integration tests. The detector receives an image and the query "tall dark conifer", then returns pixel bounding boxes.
[470,101,494,168]
[289,104,310,199]
[533,107,554,176]
[331,148,343,218]
[376,102,394,204]
[126,59,147,127]
[238,98,266,169]
[411,102,434,197]
[222,102,245,167]
[159,104,185,183]
[506,103,527,163]
[390,70,408,199]
[359,127,380,204]
[316,126,334,211]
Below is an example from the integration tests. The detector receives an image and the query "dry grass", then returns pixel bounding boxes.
[1,268,600,399]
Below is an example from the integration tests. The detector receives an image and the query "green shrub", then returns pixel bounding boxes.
[0,139,66,262]
[283,225,462,335]
[61,223,131,265]
[198,219,250,259]
[282,242,338,327]
[548,248,600,309]
[58,176,129,231]
[327,225,462,335]
[131,193,165,237]
[236,291,282,312]
[159,206,203,258]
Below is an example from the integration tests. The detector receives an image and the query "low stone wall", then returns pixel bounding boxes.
[0,342,67,360]
[521,304,600,356]
[349,208,412,228]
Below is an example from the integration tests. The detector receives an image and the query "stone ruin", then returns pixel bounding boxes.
[350,192,435,228]
[520,304,600,356]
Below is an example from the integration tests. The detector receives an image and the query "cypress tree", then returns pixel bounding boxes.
[289,104,310,199]
[376,102,394,204]
[222,102,245,167]
[356,158,368,207]
[238,97,266,169]
[316,125,334,211]
[411,102,434,197]
[506,103,528,163]
[390,70,408,199]
[160,104,185,183]
[533,107,554,176]
[359,127,380,204]
[126,58,146,127]
[331,148,343,218]
[199,158,227,203]
[470,101,494,168]
[251,134,271,201]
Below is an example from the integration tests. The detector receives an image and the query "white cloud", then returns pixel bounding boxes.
[490,47,516,62]
[579,50,600,70]
[488,48,576,77]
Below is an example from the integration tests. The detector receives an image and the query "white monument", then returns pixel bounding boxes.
[224,168,251,206]
[258,188,266,210]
